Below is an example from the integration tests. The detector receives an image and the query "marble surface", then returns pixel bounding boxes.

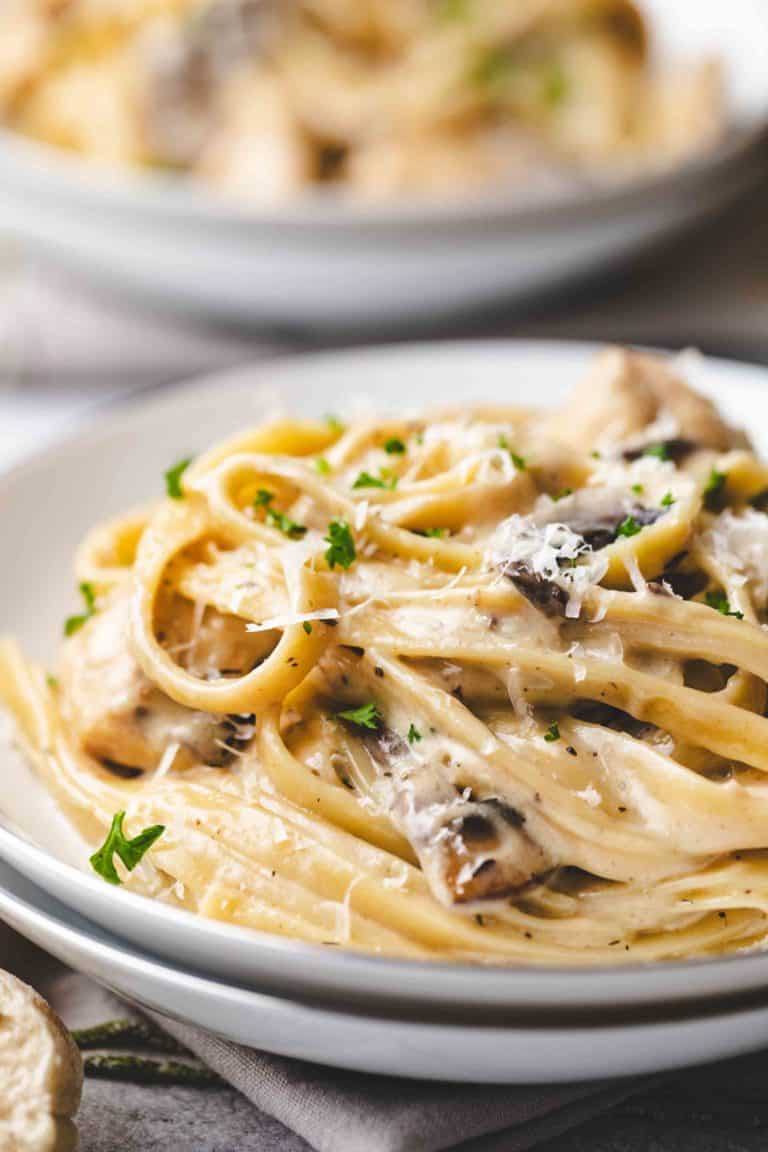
[74,1051,768,1152]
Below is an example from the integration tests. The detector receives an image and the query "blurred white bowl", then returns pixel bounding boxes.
[0,0,765,329]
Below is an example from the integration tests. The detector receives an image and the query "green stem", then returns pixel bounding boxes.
[83,1054,223,1087]
[72,1018,184,1053]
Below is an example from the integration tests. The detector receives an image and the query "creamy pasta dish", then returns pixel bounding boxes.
[5,348,768,965]
[1,0,722,201]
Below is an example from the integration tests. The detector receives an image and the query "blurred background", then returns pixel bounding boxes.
[0,0,765,463]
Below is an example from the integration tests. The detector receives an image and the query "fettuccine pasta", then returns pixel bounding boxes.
[5,347,768,965]
[1,0,722,201]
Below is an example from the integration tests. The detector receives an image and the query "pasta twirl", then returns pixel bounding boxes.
[5,347,768,966]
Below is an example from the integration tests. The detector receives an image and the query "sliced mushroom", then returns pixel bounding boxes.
[60,590,261,774]
[361,726,553,906]
[142,0,285,167]
[621,437,695,464]
[489,487,661,616]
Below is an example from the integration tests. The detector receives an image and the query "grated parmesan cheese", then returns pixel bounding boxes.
[246,608,340,633]
[700,508,768,606]
[152,741,180,782]
[622,552,647,595]
[575,784,602,808]
[488,515,608,620]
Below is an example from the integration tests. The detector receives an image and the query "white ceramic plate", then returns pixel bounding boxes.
[0,0,765,327]
[7,857,768,1083]
[3,340,768,1018]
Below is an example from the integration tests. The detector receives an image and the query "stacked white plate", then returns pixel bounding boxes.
[4,342,768,1083]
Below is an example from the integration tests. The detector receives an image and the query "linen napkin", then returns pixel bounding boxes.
[1,922,645,1152]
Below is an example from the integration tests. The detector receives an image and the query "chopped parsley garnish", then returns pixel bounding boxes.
[384,437,406,455]
[89,811,165,886]
[544,721,560,742]
[474,47,514,90]
[643,444,669,461]
[352,470,398,491]
[165,456,193,500]
[64,582,97,637]
[302,621,313,635]
[703,468,727,512]
[423,527,448,538]
[542,62,568,107]
[324,518,356,569]
[497,435,526,470]
[269,511,307,538]
[616,515,643,538]
[661,491,676,508]
[705,591,743,619]
[631,483,644,495]
[253,489,306,538]
[554,488,573,501]
[325,414,345,434]
[337,701,381,730]
[46,673,59,690]
[407,723,422,744]
[315,457,331,475]
[437,0,469,19]
[590,450,602,460]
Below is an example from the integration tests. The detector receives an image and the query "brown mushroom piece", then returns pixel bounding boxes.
[361,727,553,906]
[60,590,262,774]
[142,0,286,167]
[492,487,662,615]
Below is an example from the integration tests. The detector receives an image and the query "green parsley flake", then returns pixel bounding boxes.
[497,435,526,470]
[616,515,642,538]
[337,702,381,730]
[704,468,727,511]
[46,673,59,690]
[423,528,448,538]
[352,470,398,491]
[165,456,193,500]
[591,450,602,460]
[302,621,313,635]
[474,47,510,89]
[64,582,97,637]
[544,721,560,742]
[643,444,670,461]
[554,488,573,502]
[661,491,676,508]
[437,0,469,20]
[254,489,307,539]
[325,415,345,434]
[90,811,165,886]
[315,457,331,475]
[384,437,406,455]
[324,519,356,570]
[269,511,307,538]
[407,723,422,744]
[542,62,568,107]
[705,591,744,620]
[631,483,644,495]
